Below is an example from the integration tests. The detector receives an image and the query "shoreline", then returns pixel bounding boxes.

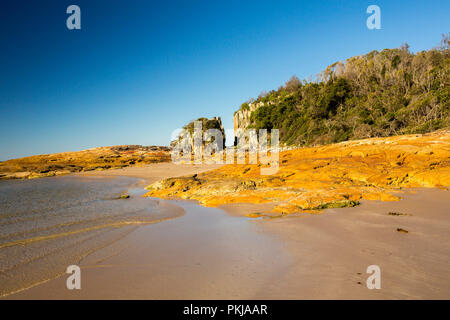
[0,163,222,298]
[2,164,450,299]
[7,198,292,299]
[0,174,190,298]
[3,162,449,299]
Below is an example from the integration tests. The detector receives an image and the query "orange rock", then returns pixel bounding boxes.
[0,145,171,180]
[145,130,450,214]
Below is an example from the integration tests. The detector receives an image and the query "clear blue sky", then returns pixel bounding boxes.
[0,0,448,160]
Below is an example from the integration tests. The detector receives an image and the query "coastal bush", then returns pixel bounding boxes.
[240,36,450,146]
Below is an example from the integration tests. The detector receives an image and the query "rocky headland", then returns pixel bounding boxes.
[0,145,170,180]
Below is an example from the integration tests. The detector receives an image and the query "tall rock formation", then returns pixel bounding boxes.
[233,102,263,134]
[171,116,226,150]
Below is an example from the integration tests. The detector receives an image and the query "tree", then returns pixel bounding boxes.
[284,75,302,92]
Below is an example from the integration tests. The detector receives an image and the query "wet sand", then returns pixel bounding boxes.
[246,188,450,299]
[0,163,221,298]
[8,200,292,299]
[0,175,188,297]
[8,187,450,299]
[3,163,450,299]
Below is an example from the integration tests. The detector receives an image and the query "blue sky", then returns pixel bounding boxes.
[0,0,449,160]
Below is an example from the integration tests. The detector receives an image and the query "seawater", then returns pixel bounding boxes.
[0,175,176,297]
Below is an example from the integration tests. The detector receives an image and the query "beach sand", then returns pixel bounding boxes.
[76,162,223,185]
[245,188,450,299]
[5,164,450,299]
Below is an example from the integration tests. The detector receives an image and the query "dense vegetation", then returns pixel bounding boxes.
[242,36,449,146]
[182,117,224,134]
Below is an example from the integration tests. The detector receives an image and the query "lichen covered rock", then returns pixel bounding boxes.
[145,130,450,214]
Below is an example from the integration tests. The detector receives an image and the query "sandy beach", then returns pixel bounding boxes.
[2,0,449,307]
[4,163,449,299]
[77,162,224,185]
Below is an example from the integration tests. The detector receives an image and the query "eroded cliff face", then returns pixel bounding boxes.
[145,130,450,215]
[233,101,279,146]
[233,102,264,136]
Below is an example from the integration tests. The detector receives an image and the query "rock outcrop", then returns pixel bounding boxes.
[145,130,450,215]
[171,116,226,150]
[0,145,171,180]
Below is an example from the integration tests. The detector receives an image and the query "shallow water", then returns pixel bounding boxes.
[0,175,180,297]
[7,197,292,299]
